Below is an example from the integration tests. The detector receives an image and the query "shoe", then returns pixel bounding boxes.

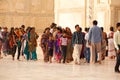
[17,59,21,61]
[97,61,102,64]
[0,57,3,59]
[63,61,65,64]
[77,63,80,65]
[12,57,14,61]
[115,70,120,73]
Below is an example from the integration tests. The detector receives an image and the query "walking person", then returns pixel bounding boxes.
[107,27,115,59]
[29,27,39,61]
[2,27,10,56]
[14,28,22,61]
[23,27,31,60]
[72,25,84,65]
[84,28,91,63]
[114,23,120,73]
[88,20,102,64]
[65,27,73,63]
[101,27,107,60]
[60,32,68,63]
[46,35,54,63]
[0,27,3,59]
[40,28,51,62]
[9,27,17,60]
[54,27,62,63]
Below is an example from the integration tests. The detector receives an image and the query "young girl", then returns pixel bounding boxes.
[60,32,68,63]
[47,35,54,63]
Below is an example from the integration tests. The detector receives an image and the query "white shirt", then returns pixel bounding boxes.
[60,37,68,46]
[114,31,120,50]
[85,33,90,47]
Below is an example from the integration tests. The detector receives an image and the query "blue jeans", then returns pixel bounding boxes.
[84,47,90,63]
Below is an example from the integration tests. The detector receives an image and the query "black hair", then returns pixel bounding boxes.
[110,26,114,31]
[50,23,57,28]
[93,20,98,25]
[101,27,104,32]
[44,27,50,33]
[9,27,15,35]
[79,27,82,32]
[85,27,88,32]
[57,27,62,33]
[21,25,25,28]
[116,22,120,28]
[75,24,79,28]
[0,27,2,30]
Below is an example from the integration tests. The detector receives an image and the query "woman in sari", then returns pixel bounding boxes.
[23,27,31,60]
[55,27,62,63]
[40,28,51,62]
[101,27,107,60]
[65,27,73,63]
[2,27,10,56]
[9,27,17,60]
[28,27,39,60]
[0,27,3,59]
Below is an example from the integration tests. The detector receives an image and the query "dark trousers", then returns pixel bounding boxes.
[115,54,120,71]
[115,45,120,71]
[12,45,17,58]
[84,47,90,63]
[17,45,21,60]
[61,45,67,63]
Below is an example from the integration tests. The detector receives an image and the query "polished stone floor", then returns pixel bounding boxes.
[0,46,120,80]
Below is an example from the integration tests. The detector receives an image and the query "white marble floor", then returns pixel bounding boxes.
[0,46,120,80]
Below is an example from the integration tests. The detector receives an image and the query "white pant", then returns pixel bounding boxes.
[73,44,82,64]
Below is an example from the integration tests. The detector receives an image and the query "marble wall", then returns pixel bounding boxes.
[0,0,54,33]
[55,0,86,32]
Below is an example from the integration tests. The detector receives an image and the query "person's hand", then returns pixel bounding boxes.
[88,42,91,46]
[117,50,120,54]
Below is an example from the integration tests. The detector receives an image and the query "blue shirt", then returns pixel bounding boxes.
[88,25,102,43]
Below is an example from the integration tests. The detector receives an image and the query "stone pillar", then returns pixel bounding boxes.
[110,6,116,27]
[86,0,95,27]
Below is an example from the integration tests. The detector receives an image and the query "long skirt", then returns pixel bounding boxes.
[41,43,49,62]
[55,46,62,61]
[2,40,10,55]
[66,39,73,61]
[32,49,37,60]
[24,41,30,60]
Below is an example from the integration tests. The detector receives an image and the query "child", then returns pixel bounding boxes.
[47,35,54,63]
[84,28,90,63]
[60,32,68,63]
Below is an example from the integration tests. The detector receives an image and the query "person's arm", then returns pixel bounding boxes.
[100,29,103,43]
[60,37,62,46]
[39,34,43,47]
[46,40,48,52]
[113,32,120,53]
[72,32,75,47]
[88,28,92,45]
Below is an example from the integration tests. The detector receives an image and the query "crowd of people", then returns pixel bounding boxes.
[0,25,39,61]
[0,20,120,73]
[40,20,117,64]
